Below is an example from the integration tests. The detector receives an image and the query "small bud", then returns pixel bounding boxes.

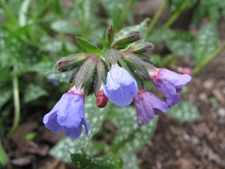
[57,62,66,68]
[120,52,153,80]
[57,53,92,72]
[96,90,108,108]
[177,67,192,75]
[128,42,155,54]
[112,31,143,49]
[75,55,98,95]
[105,25,115,46]
[95,58,106,93]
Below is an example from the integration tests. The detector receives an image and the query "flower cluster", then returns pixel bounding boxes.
[43,26,191,138]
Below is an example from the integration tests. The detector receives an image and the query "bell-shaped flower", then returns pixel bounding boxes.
[148,68,192,106]
[134,90,169,128]
[104,66,138,107]
[43,87,89,139]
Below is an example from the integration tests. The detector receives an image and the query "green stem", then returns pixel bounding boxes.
[192,41,225,76]
[147,0,169,36]
[117,0,134,30]
[8,73,20,135]
[0,1,18,25]
[163,0,192,28]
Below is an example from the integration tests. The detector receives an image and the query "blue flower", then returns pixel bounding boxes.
[104,66,138,106]
[149,68,192,106]
[43,88,89,139]
[134,90,169,128]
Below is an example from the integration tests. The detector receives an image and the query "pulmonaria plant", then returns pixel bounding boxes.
[43,25,191,139]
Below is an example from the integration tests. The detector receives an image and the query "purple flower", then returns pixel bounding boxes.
[149,68,192,106]
[104,66,138,107]
[43,87,89,139]
[134,90,169,128]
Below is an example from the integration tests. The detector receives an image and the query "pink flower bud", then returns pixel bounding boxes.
[96,90,108,108]
[177,67,192,75]
[57,61,67,68]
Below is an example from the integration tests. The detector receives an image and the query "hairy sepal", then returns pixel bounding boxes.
[74,55,98,93]
[57,53,92,72]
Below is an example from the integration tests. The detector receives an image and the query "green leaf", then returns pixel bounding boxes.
[0,143,7,167]
[0,87,13,110]
[44,67,74,83]
[75,37,103,54]
[19,0,32,26]
[167,100,200,121]
[40,36,78,54]
[195,24,218,64]
[101,0,128,29]
[86,141,106,157]
[193,5,206,25]
[108,106,158,154]
[175,31,195,42]
[29,62,54,73]
[25,132,37,141]
[49,96,112,162]
[147,28,176,43]
[120,153,140,169]
[221,0,225,19]
[208,5,219,25]
[71,153,123,169]
[163,31,195,57]
[24,84,48,103]
[95,34,110,49]
[165,39,195,57]
[114,19,149,43]
[51,20,80,35]
[192,0,220,25]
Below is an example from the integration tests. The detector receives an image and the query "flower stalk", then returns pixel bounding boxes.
[8,71,20,135]
[147,0,169,36]
[163,0,193,28]
[116,0,134,30]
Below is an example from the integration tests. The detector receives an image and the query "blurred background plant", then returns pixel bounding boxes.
[0,0,225,168]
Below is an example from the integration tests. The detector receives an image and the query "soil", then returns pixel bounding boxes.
[2,0,225,169]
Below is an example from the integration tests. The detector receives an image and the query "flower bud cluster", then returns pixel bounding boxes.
[43,26,191,139]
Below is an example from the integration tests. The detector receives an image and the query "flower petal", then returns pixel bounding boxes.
[81,117,89,136]
[159,69,191,86]
[43,88,89,139]
[153,77,181,106]
[134,91,169,128]
[57,93,84,128]
[104,66,138,106]
[63,124,83,139]
[175,85,183,93]
[43,112,62,133]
